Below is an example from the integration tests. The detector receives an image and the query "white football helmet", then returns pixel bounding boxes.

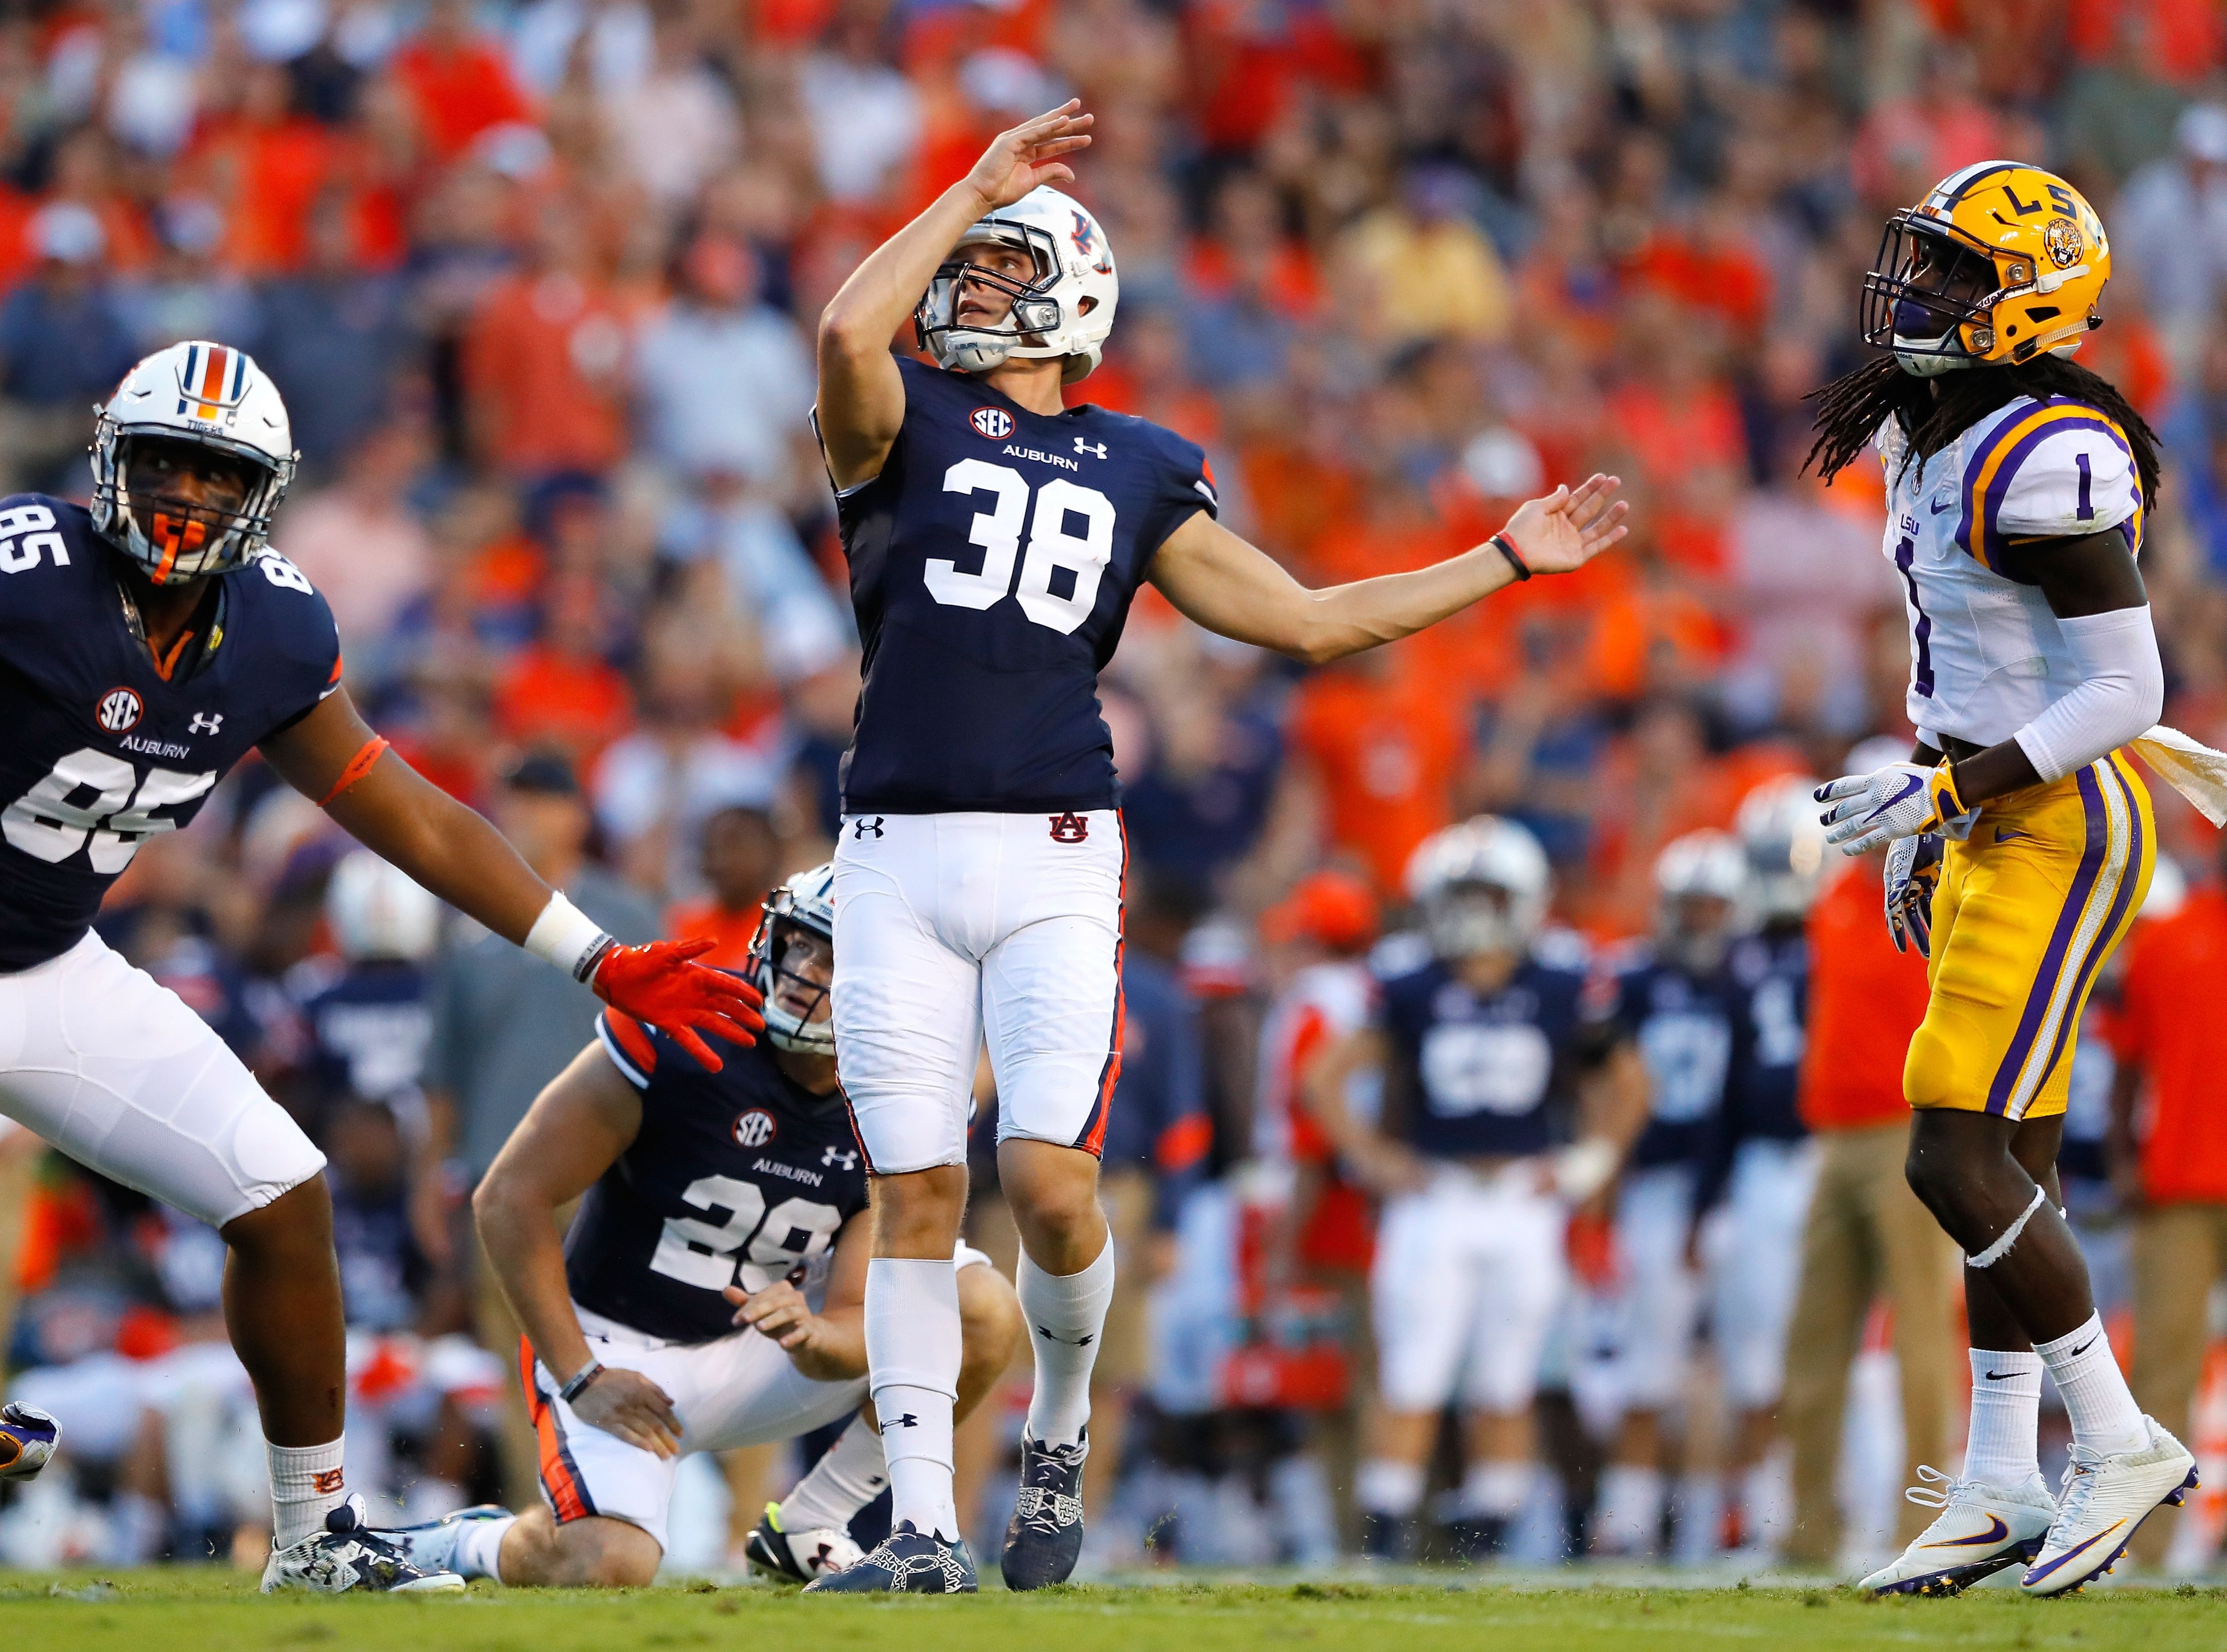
[1735,777,1828,923]
[91,340,299,584]
[326,850,442,963]
[1654,828,1750,970]
[1405,816,1551,961]
[915,186,1117,383]
[751,861,836,1055]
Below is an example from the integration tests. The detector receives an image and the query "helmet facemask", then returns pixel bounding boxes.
[917,222,1068,375]
[1861,214,2003,378]
[1657,891,1738,973]
[93,425,290,584]
[1425,878,1530,961]
[753,907,836,1056]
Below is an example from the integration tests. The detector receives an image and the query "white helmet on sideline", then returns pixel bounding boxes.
[1653,829,1749,971]
[1405,816,1551,961]
[1735,776,1828,923]
[327,850,441,962]
[915,186,1118,383]
[90,340,298,584]
[751,862,836,1055]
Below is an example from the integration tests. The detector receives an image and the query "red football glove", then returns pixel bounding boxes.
[589,938,766,1070]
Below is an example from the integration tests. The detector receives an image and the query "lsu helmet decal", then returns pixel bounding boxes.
[1862,162,2111,377]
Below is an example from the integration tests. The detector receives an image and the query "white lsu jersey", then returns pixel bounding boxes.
[1876,395,2143,749]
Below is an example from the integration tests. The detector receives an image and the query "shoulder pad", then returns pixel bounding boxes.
[1368,931,1434,982]
[1958,398,2142,570]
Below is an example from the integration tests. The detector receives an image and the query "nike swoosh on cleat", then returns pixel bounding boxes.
[2023,1521,2125,1584]
[1927,1515,2011,1548]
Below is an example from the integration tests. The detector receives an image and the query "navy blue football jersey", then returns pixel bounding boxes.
[832,356,1217,814]
[1613,951,1740,1171]
[0,497,340,971]
[1724,931,1808,1147]
[1376,954,1596,1161]
[302,960,431,1105]
[565,1010,868,1345]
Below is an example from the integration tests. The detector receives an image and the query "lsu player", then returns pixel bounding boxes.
[1305,819,1645,1562]
[1808,163,2195,1595]
[395,867,1024,1586]
[1594,830,1747,1558]
[809,99,1628,1591]
[1703,779,1826,1552]
[0,343,764,1591]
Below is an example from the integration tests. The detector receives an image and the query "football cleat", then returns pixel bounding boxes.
[1446,1514,1509,1564]
[801,1521,976,1594]
[261,1494,468,1594]
[1859,1466,2055,1597]
[2020,1417,2198,1597]
[1359,1510,1412,1563]
[747,1502,865,1584]
[385,1503,513,1580]
[1000,1431,1087,1590]
[0,1402,60,1481]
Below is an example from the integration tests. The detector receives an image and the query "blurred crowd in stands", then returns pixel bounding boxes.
[3,0,2227,1578]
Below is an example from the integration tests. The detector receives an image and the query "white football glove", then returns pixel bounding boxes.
[1883,832,1946,958]
[1815,761,1978,855]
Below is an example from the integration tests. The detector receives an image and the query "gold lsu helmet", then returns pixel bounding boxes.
[1861,161,2111,377]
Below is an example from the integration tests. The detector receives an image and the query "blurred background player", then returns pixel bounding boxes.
[1593,829,1746,1557]
[809,101,1626,1592]
[1308,817,1644,1562]
[402,866,1024,1586]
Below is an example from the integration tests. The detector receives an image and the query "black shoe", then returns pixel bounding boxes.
[1360,1510,1411,1562]
[747,1502,866,1584]
[1000,1431,1088,1590]
[1446,1514,1508,1564]
[802,1521,977,1594]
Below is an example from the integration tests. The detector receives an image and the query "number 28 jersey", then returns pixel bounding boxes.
[1876,394,2142,751]
[0,496,341,972]
[833,356,1217,815]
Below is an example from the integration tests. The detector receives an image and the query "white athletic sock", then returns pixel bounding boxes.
[867,1257,961,1541]
[780,1413,889,1534]
[1459,1461,1533,1520]
[1355,1458,1425,1518]
[1017,1238,1116,1449]
[2035,1314,2148,1458]
[268,1438,348,1550]
[456,1512,516,1581]
[1963,1349,2043,1488]
[1596,1464,1664,1554]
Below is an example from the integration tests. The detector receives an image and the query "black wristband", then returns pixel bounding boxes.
[1490,532,1532,581]
[558,1360,606,1405]
[572,933,617,985]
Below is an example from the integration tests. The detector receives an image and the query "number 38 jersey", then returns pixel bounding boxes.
[567,1010,869,1346]
[833,356,1217,815]
[1876,395,2143,751]
[0,495,341,972]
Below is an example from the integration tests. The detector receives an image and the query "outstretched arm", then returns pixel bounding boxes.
[261,689,763,1066]
[816,101,1093,490]
[1147,476,1627,664]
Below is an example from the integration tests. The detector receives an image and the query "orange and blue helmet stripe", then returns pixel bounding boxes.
[174,342,249,422]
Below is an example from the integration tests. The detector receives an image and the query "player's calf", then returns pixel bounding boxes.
[399,1503,661,1588]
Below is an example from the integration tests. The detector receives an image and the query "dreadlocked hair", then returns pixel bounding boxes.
[1804,353,2161,507]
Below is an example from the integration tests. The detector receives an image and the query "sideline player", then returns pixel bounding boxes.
[1806,163,2196,1595]
[395,866,1024,1586]
[0,342,764,1591]
[1305,819,1645,1562]
[809,99,1628,1593]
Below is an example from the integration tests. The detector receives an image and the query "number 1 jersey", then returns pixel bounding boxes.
[832,356,1217,815]
[0,496,341,972]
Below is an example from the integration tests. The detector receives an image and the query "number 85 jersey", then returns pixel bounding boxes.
[0,496,340,972]
[833,357,1217,816]
[1877,395,2142,750]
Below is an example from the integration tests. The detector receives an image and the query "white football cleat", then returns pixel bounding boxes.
[261,1494,468,1593]
[2020,1417,2197,1597]
[746,1502,865,1584]
[1858,1466,2056,1597]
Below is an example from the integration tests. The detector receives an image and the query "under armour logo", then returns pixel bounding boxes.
[1049,812,1089,843]
[886,1413,920,1429]
[823,1145,859,1171]
[188,712,223,736]
[1075,438,1108,460]
[852,817,885,839]
[1036,1324,1095,1346]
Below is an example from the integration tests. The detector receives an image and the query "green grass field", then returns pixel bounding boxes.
[0,1571,2222,1652]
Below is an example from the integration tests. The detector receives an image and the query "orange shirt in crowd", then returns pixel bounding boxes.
[463,272,631,475]
[2107,887,2227,1203]
[1288,654,1467,896]
[1799,859,1933,1131]
[493,642,634,765]
[391,38,535,161]
[668,898,767,969]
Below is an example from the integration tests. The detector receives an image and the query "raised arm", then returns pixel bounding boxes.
[472,1044,685,1457]
[815,102,1092,490]
[1148,476,1627,664]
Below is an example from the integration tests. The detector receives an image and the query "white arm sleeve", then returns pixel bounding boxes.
[2011,605,2164,783]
